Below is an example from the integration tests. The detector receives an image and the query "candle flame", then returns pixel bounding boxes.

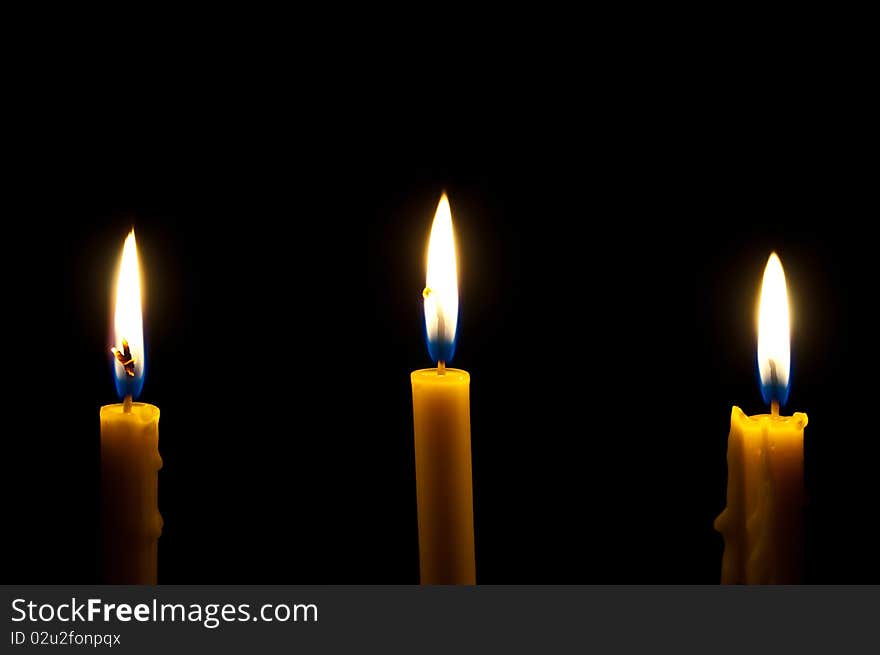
[423,193,459,363]
[112,229,145,399]
[757,252,790,406]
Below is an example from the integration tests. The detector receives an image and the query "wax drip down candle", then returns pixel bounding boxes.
[410,193,476,585]
[715,253,808,584]
[101,229,163,584]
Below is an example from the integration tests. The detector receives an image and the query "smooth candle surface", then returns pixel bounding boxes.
[100,402,162,584]
[715,406,807,584]
[411,368,475,585]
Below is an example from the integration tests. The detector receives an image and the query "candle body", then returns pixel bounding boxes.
[715,406,807,584]
[411,368,476,584]
[100,402,162,584]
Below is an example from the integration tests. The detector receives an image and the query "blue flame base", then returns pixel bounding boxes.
[758,360,790,407]
[427,337,456,364]
[424,314,457,364]
[113,362,145,400]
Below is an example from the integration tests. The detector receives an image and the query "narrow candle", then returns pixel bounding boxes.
[411,193,476,585]
[101,230,163,584]
[715,253,807,584]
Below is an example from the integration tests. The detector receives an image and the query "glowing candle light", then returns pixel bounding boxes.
[411,193,476,585]
[101,229,162,584]
[715,253,808,584]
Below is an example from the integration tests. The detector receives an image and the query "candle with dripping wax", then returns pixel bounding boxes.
[715,253,807,584]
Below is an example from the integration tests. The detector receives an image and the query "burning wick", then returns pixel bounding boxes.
[423,286,447,376]
[112,339,136,377]
[769,358,780,416]
[111,338,135,413]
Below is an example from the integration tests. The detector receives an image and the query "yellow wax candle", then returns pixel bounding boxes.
[715,253,807,584]
[101,229,162,584]
[101,402,162,584]
[411,194,476,585]
[715,405,807,584]
[412,368,475,585]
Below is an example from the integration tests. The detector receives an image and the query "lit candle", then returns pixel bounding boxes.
[101,229,163,584]
[715,253,808,584]
[411,193,476,585]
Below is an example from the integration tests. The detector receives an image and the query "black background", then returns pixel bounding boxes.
[4,70,877,584]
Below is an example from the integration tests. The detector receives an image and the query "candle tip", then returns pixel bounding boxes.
[438,360,446,376]
[123,394,133,413]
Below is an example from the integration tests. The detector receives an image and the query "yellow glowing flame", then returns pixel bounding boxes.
[424,193,459,346]
[757,252,790,392]
[113,230,145,382]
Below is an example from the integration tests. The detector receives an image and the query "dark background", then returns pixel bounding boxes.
[4,73,876,584]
